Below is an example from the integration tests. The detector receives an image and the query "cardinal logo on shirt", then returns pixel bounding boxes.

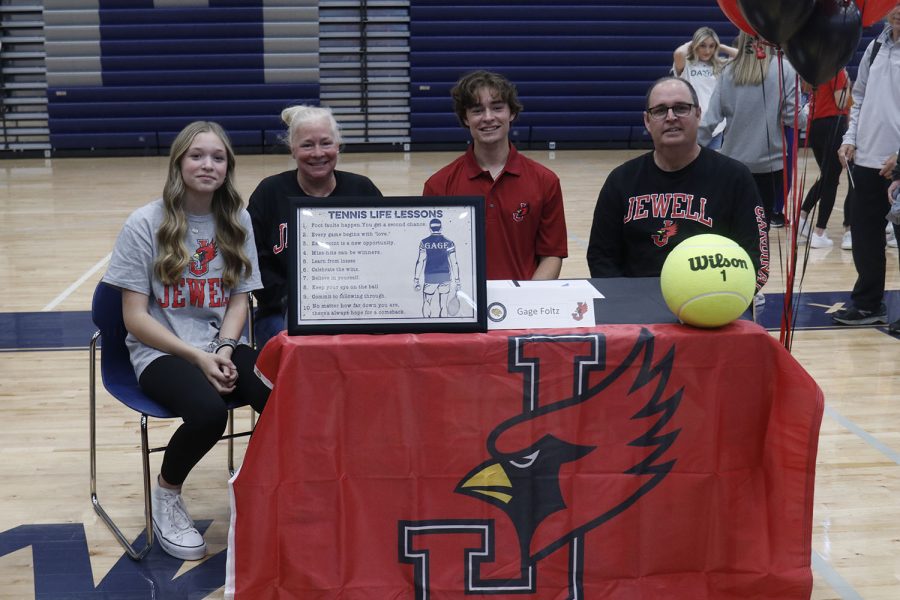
[652,220,678,247]
[512,202,530,222]
[189,239,218,277]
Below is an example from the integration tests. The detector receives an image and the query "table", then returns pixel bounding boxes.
[227,287,821,599]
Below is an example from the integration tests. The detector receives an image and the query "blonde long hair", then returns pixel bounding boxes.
[730,31,773,87]
[154,121,252,289]
[688,27,727,76]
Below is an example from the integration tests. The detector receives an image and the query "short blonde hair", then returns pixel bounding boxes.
[280,104,342,148]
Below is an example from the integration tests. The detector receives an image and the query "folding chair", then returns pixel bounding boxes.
[88,281,254,560]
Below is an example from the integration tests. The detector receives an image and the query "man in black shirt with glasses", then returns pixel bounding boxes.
[587,76,769,292]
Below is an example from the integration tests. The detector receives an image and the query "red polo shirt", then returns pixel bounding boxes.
[423,144,568,280]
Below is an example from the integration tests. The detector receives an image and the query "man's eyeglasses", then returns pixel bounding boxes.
[646,103,695,120]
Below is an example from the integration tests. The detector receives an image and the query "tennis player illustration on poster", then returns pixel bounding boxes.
[413,218,462,317]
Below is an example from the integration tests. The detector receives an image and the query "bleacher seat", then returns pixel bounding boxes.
[409,1,741,148]
[407,0,882,149]
[42,0,885,153]
[46,2,317,154]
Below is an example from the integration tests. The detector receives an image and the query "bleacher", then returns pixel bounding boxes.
[33,0,886,155]
[45,0,318,154]
[408,0,738,149]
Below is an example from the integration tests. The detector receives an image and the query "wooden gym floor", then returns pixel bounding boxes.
[0,148,898,599]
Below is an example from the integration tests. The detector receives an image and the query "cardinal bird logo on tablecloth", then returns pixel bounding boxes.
[399,330,683,596]
[458,329,682,563]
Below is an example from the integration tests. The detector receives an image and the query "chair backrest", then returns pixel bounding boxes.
[92,281,175,418]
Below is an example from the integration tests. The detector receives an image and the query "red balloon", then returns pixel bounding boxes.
[717,0,759,36]
[856,0,898,27]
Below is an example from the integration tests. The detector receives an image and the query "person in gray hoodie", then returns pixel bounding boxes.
[698,32,805,228]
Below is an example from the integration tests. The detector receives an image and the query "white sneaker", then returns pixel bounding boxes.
[841,231,852,250]
[810,231,833,248]
[752,292,765,322]
[797,216,809,239]
[152,483,207,560]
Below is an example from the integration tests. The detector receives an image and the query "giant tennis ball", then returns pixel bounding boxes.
[660,234,756,328]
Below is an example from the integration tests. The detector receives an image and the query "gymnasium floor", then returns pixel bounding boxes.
[1,149,898,599]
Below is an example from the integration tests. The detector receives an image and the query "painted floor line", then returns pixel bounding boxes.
[43,253,111,312]
[825,404,900,466]
[812,550,863,600]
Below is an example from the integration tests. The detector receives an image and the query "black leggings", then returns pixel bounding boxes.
[849,165,898,310]
[751,170,783,227]
[801,115,852,229]
[139,345,269,486]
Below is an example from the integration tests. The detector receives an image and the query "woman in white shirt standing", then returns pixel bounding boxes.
[672,27,737,149]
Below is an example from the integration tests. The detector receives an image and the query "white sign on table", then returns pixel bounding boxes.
[485,280,604,330]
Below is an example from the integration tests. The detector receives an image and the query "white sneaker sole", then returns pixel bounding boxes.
[152,519,207,561]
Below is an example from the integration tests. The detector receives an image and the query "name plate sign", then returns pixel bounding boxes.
[288,196,487,335]
[485,280,604,330]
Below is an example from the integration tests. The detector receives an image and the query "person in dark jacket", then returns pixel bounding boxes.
[248,105,382,347]
[587,76,769,292]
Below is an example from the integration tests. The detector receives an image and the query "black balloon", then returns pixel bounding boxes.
[783,0,862,87]
[738,0,816,45]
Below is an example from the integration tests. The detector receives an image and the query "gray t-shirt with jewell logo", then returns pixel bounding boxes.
[102,199,261,378]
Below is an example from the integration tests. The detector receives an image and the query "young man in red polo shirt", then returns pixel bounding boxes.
[423,70,568,281]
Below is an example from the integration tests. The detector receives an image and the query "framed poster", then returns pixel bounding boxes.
[287,196,487,335]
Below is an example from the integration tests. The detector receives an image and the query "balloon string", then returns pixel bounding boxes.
[775,54,794,349]
[771,53,806,352]
[753,40,820,352]
[789,74,852,346]
[754,41,788,347]
[791,85,818,346]
[784,74,806,351]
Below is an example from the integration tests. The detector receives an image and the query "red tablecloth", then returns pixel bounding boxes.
[227,320,822,599]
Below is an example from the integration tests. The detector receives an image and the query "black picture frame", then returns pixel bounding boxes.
[287,196,487,335]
